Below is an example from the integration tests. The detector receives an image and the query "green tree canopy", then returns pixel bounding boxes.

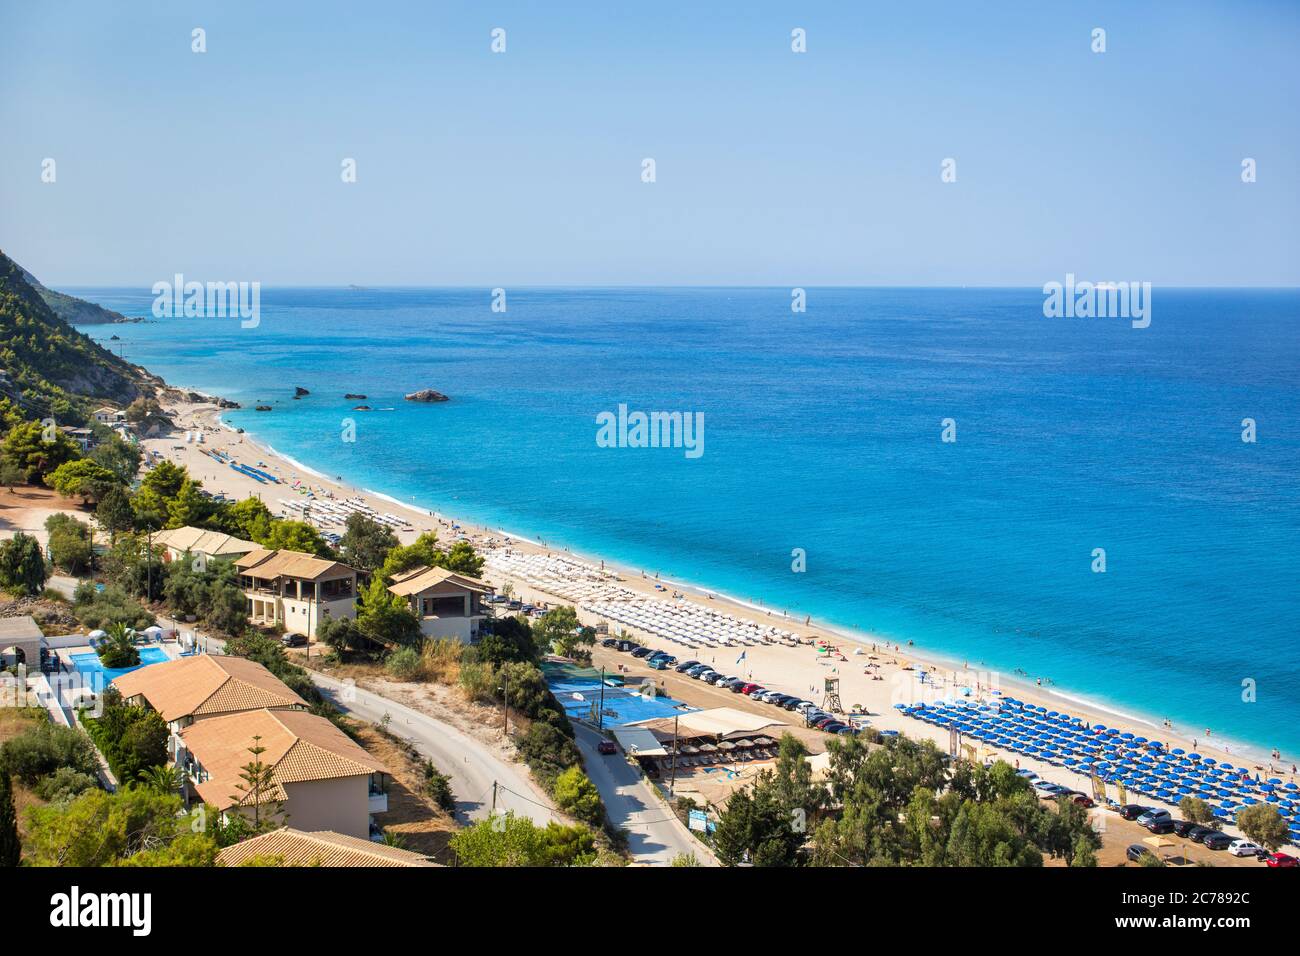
[0,531,49,596]
[45,458,120,503]
[338,512,398,572]
[95,484,135,539]
[25,785,216,867]
[1237,803,1290,850]
[1,420,80,483]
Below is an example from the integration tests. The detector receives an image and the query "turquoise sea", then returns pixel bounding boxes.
[68,287,1300,757]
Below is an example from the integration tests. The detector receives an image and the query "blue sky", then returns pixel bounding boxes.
[2,1,1297,286]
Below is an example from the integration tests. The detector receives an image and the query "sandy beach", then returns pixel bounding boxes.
[146,396,1299,808]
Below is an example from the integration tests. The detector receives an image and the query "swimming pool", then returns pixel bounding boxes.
[69,646,172,687]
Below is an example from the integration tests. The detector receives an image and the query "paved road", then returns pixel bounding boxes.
[573,723,715,865]
[310,672,558,827]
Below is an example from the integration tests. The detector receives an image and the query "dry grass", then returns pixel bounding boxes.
[348,721,458,864]
[0,706,51,850]
[418,638,461,684]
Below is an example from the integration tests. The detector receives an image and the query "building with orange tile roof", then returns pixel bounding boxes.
[112,654,307,732]
[179,708,388,839]
[218,827,437,867]
[387,565,492,643]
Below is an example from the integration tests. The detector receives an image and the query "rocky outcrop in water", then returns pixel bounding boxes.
[405,388,449,403]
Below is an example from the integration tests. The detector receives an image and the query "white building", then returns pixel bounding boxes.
[236,549,358,639]
[387,565,492,643]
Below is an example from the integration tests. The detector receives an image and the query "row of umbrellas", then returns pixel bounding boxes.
[899,698,1300,845]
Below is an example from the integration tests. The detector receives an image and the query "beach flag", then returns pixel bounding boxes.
[736,650,746,664]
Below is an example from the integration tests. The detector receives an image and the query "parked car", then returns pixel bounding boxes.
[1016,770,1040,783]
[1126,844,1153,862]
[1118,804,1154,821]
[747,689,768,700]
[1201,832,1233,850]
[759,691,785,704]
[1069,793,1095,808]
[814,717,838,730]
[1228,839,1264,858]
[739,683,762,695]
[729,681,751,693]
[597,740,618,755]
[765,693,791,706]
[1171,819,1199,838]
[695,670,718,681]
[675,660,700,673]
[782,698,807,711]
[1265,852,1298,868]
[648,658,671,670]
[795,702,818,714]
[685,665,709,677]
[1186,825,1215,843]
[631,647,653,658]
[281,633,307,647]
[1136,809,1172,827]
[1142,819,1175,835]
[1033,780,1067,795]
[712,675,733,687]
[601,638,618,648]
[821,722,847,734]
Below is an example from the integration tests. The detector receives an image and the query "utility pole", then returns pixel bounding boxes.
[491,780,498,814]
[670,715,679,796]
[501,670,509,736]
[597,667,605,731]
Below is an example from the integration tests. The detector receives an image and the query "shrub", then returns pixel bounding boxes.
[82,690,169,783]
[385,646,423,681]
[0,722,99,785]
[72,582,155,631]
[553,766,604,828]
[450,812,596,867]
[45,514,94,575]
[420,759,456,814]
[516,722,582,791]
[34,767,99,802]
[0,532,49,596]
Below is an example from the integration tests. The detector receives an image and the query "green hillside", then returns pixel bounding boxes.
[0,250,157,425]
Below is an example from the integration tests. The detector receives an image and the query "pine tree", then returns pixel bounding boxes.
[230,736,283,831]
[95,484,135,541]
[0,772,21,866]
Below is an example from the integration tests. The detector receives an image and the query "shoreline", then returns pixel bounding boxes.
[143,392,1293,779]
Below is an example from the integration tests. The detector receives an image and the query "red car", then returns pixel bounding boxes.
[1265,852,1298,868]
[1070,793,1096,808]
[597,740,618,755]
[738,683,762,696]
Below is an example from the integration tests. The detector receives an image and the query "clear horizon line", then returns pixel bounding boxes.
[51,282,1300,292]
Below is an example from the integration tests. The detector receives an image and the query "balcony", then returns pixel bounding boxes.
[368,790,389,813]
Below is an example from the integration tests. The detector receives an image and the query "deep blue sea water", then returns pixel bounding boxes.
[68,287,1300,757]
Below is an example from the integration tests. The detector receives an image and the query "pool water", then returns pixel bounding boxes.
[70,646,172,687]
